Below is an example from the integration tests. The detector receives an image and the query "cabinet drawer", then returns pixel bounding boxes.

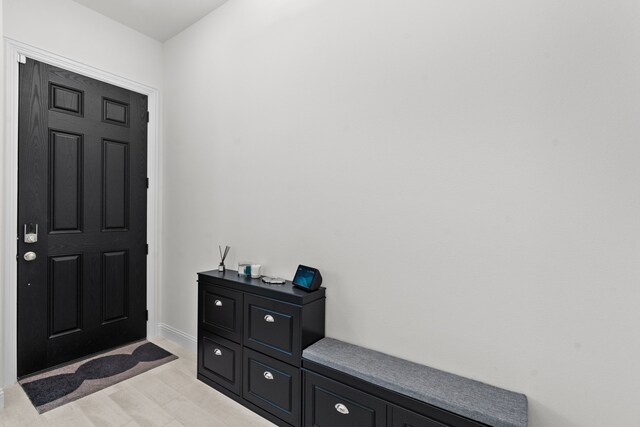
[392,406,449,427]
[304,371,386,427]
[244,294,301,366]
[198,331,241,395]
[243,348,301,426]
[200,284,242,343]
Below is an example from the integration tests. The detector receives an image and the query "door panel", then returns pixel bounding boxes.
[49,83,83,116]
[49,130,83,232]
[102,140,129,230]
[48,254,82,337]
[102,250,129,323]
[17,58,148,377]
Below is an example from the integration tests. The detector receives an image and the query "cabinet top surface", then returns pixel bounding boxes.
[198,269,325,304]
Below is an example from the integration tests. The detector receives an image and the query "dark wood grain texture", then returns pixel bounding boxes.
[18,58,148,377]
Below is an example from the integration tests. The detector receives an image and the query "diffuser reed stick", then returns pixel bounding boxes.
[218,245,230,273]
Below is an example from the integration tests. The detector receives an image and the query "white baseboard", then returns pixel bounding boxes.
[0,388,4,410]
[157,323,197,353]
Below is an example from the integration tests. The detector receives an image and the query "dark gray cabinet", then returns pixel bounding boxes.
[244,348,302,425]
[197,270,325,427]
[304,371,387,427]
[200,284,243,342]
[391,406,449,427]
[198,331,241,395]
[244,294,305,366]
[302,362,491,427]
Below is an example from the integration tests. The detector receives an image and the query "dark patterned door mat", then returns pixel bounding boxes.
[19,340,177,413]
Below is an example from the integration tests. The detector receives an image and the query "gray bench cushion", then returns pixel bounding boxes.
[303,338,527,427]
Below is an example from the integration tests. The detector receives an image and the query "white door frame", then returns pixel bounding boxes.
[2,38,161,386]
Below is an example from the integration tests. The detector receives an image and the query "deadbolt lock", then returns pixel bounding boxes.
[24,223,38,243]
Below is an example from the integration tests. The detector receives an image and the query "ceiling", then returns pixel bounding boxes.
[71,0,230,42]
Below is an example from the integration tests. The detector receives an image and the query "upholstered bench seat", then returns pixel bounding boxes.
[303,338,527,427]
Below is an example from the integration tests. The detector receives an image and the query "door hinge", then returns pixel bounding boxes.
[146,111,150,123]
[145,244,149,255]
[145,310,149,321]
[146,177,149,189]
[17,54,26,64]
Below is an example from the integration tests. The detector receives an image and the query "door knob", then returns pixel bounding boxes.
[24,252,37,261]
[264,315,275,323]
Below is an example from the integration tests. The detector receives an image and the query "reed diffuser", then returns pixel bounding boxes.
[218,245,230,273]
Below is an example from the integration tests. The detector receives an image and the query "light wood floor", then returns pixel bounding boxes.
[0,338,276,427]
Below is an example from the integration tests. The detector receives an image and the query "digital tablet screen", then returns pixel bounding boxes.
[293,266,316,288]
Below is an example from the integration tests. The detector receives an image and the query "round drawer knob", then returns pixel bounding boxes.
[264,315,275,323]
[214,348,222,356]
[263,371,274,380]
[214,300,222,307]
[335,403,349,415]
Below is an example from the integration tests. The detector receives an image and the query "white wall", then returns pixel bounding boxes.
[163,1,640,426]
[1,0,163,386]
[3,0,163,88]
[0,0,4,410]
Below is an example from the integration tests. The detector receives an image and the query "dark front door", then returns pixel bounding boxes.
[17,58,148,377]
